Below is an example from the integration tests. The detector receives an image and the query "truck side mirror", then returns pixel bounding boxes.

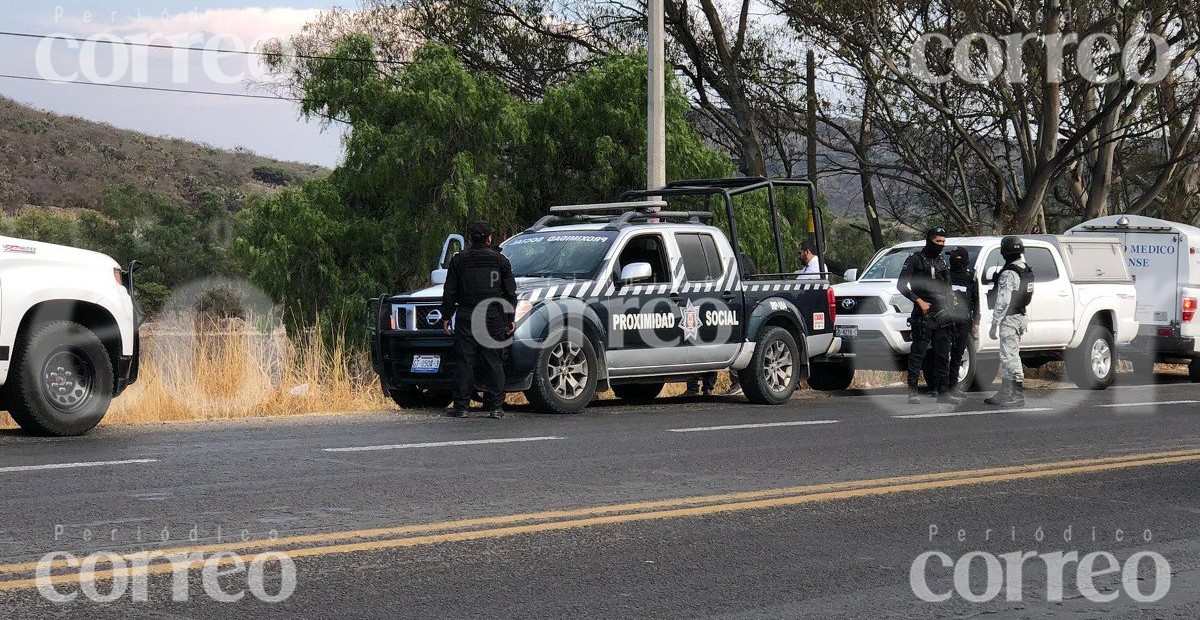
[619,262,653,285]
[982,266,1001,285]
[843,268,858,282]
[431,268,448,285]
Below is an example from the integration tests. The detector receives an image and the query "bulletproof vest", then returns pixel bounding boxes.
[908,251,952,306]
[999,262,1034,316]
[453,247,507,313]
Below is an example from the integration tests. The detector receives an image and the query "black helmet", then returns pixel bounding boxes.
[1000,235,1024,260]
[926,226,947,242]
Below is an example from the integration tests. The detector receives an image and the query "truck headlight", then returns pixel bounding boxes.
[889,294,914,314]
[514,300,534,324]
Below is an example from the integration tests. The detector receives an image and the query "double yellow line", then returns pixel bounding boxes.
[3,447,1200,591]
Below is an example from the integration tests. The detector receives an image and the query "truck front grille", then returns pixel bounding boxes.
[838,296,887,315]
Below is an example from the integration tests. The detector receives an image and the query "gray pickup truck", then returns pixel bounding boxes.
[368,178,840,413]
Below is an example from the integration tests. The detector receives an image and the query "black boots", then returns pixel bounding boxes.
[937,390,962,405]
[985,379,1024,407]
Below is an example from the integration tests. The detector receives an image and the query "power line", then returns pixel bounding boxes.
[0,30,408,67]
[0,72,301,102]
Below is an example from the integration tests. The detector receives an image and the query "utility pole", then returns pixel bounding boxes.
[647,0,666,200]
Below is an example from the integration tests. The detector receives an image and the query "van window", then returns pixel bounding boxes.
[983,247,1059,282]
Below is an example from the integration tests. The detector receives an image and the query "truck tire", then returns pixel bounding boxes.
[6,321,115,436]
[524,329,598,414]
[739,327,801,405]
[1066,324,1116,390]
[611,382,664,403]
[388,386,452,410]
[969,356,999,391]
[807,360,853,391]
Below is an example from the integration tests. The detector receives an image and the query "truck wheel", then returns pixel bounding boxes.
[969,356,999,391]
[524,329,598,414]
[388,386,452,409]
[739,327,801,405]
[806,360,853,391]
[7,321,114,436]
[1066,324,1116,390]
[611,382,664,403]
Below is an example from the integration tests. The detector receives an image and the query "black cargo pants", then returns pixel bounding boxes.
[451,314,509,411]
[907,311,952,393]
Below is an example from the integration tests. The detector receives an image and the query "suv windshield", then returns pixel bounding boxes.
[502,231,617,279]
[861,245,982,280]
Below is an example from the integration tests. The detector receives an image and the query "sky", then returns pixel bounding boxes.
[0,0,347,167]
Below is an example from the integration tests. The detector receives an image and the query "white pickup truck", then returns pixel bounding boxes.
[810,235,1138,392]
[0,236,141,436]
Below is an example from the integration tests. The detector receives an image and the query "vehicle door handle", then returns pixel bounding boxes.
[669,293,683,301]
[1058,291,1069,297]
[721,293,737,301]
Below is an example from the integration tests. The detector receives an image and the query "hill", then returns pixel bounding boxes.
[0,96,328,212]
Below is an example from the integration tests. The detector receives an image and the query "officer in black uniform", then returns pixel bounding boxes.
[946,246,980,399]
[440,221,517,418]
[897,227,957,404]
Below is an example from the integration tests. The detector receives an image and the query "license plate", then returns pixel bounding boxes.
[835,325,858,340]
[411,355,441,373]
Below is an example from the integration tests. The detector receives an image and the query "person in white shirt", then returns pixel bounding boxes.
[795,240,823,280]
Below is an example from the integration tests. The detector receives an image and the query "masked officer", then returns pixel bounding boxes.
[440,221,517,418]
[985,236,1034,406]
[897,227,956,404]
[946,247,980,398]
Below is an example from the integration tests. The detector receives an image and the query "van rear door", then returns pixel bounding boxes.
[1121,231,1182,326]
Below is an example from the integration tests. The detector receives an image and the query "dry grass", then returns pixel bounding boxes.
[1,319,388,430]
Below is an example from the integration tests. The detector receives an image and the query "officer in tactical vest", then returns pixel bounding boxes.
[897,227,957,404]
[440,221,518,418]
[946,246,980,398]
[985,236,1034,407]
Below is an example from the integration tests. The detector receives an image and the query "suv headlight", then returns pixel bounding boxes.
[889,294,914,314]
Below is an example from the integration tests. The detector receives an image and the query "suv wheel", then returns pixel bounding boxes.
[1066,324,1116,390]
[739,327,801,405]
[524,329,598,414]
[7,321,114,436]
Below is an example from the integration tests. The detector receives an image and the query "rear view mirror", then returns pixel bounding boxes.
[431,269,448,285]
[843,268,858,282]
[619,262,653,285]
[982,266,1001,285]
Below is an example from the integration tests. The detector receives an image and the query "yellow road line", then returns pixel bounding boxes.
[5,448,1198,575]
[2,448,1199,590]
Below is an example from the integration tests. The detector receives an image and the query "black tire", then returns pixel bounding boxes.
[1189,359,1200,383]
[524,329,598,414]
[7,321,114,436]
[388,386,452,409]
[611,382,664,403]
[1066,324,1117,390]
[807,360,853,391]
[969,356,999,391]
[738,327,802,405]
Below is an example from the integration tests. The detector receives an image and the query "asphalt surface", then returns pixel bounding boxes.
[1,372,1199,618]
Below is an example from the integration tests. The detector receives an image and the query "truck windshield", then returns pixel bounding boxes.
[861,245,982,280]
[502,232,618,279]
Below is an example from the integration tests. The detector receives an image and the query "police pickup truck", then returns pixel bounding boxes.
[368,178,839,413]
[812,235,1137,392]
[0,236,142,435]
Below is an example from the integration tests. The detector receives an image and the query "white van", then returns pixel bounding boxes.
[1067,215,1200,381]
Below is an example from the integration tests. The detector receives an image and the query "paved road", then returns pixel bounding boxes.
[1,374,1198,618]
